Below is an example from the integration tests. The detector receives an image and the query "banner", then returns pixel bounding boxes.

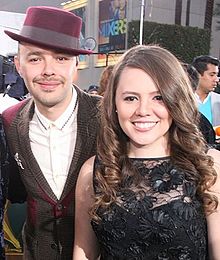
[97,0,127,66]
[63,1,89,68]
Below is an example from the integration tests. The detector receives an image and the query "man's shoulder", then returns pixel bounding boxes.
[78,88,101,109]
[2,98,30,130]
[210,91,220,102]
[80,89,101,103]
[211,91,220,97]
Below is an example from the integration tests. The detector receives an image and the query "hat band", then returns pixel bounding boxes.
[20,25,80,49]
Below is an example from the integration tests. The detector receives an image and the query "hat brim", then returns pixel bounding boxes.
[5,30,93,55]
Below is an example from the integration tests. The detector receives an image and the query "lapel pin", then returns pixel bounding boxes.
[14,153,24,170]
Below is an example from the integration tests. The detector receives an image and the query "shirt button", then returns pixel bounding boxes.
[57,204,63,211]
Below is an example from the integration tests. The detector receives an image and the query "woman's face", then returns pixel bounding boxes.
[115,67,172,158]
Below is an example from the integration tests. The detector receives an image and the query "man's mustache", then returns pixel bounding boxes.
[33,77,64,84]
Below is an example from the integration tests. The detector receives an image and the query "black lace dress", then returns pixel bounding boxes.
[91,157,208,260]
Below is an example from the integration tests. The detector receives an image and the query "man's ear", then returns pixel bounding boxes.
[14,56,23,77]
[198,73,203,79]
[72,59,78,82]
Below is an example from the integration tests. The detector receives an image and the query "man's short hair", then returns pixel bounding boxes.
[191,55,219,75]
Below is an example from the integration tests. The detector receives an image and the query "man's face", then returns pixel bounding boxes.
[198,63,219,94]
[14,43,77,113]
[88,90,98,95]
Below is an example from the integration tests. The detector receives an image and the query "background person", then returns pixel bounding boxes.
[87,85,99,95]
[73,45,220,259]
[191,55,220,127]
[183,63,217,146]
[2,6,100,260]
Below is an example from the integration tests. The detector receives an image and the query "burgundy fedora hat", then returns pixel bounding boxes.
[4,6,92,55]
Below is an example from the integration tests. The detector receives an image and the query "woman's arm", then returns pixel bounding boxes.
[207,149,220,260]
[73,156,100,260]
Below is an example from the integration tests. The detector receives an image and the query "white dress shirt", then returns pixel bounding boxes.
[194,92,210,104]
[29,88,78,199]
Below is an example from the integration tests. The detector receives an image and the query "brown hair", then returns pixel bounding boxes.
[98,65,114,96]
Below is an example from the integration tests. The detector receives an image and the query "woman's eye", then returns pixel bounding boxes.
[124,96,137,101]
[154,95,163,101]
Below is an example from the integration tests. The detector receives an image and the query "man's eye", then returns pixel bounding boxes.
[57,57,68,62]
[29,57,40,62]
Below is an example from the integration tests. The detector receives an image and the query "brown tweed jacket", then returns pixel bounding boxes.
[2,86,100,260]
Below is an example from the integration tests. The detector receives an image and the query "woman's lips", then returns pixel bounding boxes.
[133,121,157,131]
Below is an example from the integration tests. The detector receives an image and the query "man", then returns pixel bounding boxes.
[2,6,99,260]
[192,55,220,126]
[184,63,216,144]
[184,63,220,150]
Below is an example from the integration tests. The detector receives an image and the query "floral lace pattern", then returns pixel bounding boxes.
[92,157,208,260]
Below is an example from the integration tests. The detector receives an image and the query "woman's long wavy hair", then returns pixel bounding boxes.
[91,45,217,221]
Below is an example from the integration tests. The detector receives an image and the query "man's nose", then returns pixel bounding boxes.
[42,60,55,76]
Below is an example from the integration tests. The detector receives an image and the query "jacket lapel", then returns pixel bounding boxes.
[11,99,58,202]
[60,87,99,200]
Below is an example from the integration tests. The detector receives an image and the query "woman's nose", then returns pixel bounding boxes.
[135,101,151,116]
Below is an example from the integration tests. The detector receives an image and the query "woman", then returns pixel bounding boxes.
[73,45,220,259]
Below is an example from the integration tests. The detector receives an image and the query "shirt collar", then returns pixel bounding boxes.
[35,87,77,131]
[195,92,211,104]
